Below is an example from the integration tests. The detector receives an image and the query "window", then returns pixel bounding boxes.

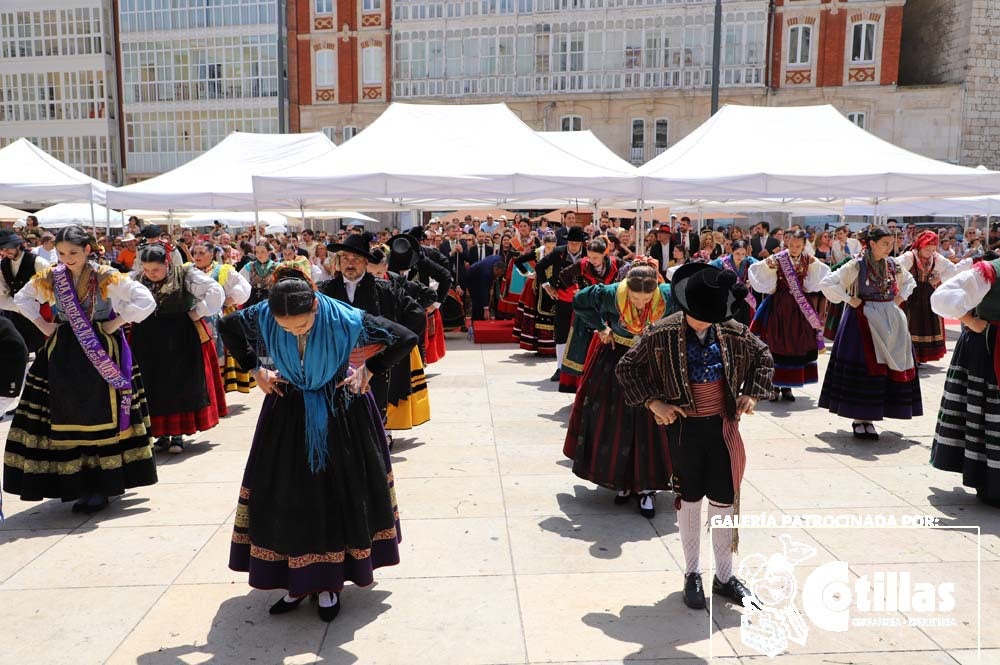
[316,49,335,87]
[363,0,382,11]
[788,25,810,65]
[847,112,866,129]
[315,0,333,13]
[630,119,644,164]
[343,126,358,140]
[553,33,584,72]
[654,118,668,154]
[851,22,876,63]
[362,46,383,85]
[322,126,337,141]
[560,115,581,131]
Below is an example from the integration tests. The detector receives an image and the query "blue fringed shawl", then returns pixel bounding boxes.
[257,293,364,472]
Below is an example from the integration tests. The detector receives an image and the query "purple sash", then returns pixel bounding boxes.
[722,255,757,310]
[52,265,134,432]
[775,251,825,351]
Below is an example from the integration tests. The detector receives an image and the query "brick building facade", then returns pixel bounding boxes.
[286,0,391,143]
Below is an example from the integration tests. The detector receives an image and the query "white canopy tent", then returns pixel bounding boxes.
[0,138,113,207]
[178,211,290,229]
[0,204,28,221]
[251,103,640,210]
[536,130,636,173]
[844,195,1000,217]
[33,202,124,229]
[107,132,337,212]
[637,105,1000,204]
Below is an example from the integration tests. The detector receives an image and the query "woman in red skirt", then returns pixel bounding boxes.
[132,243,227,453]
[897,231,971,363]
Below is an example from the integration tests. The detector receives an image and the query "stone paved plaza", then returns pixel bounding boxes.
[0,332,997,665]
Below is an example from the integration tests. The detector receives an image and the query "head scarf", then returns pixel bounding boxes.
[911,231,939,251]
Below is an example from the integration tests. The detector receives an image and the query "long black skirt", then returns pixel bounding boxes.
[3,324,157,501]
[230,388,401,596]
[563,341,673,492]
[932,326,1000,504]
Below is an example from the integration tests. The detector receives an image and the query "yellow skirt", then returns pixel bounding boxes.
[386,347,431,430]
[223,352,256,394]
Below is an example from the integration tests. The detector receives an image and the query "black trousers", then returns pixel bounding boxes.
[669,415,734,504]
[554,301,573,344]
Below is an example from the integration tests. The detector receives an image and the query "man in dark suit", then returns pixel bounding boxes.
[648,222,674,280]
[320,233,425,423]
[465,231,495,265]
[555,210,588,246]
[749,221,781,260]
[672,216,700,255]
[438,222,470,280]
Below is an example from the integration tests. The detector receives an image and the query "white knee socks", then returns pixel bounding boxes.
[708,501,735,582]
[678,499,703,575]
[555,343,566,369]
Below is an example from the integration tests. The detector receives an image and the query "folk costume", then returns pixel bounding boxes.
[513,246,556,356]
[930,260,1000,506]
[406,227,461,335]
[818,251,920,438]
[535,227,587,379]
[319,235,426,429]
[390,233,451,364]
[0,229,50,352]
[822,255,856,341]
[562,281,675,509]
[219,296,417,606]
[382,269,434,431]
[4,262,158,509]
[240,257,277,308]
[556,254,622,393]
[194,260,255,393]
[0,316,28,420]
[710,254,758,326]
[748,250,830,395]
[897,232,970,363]
[617,264,774,610]
[132,261,226,451]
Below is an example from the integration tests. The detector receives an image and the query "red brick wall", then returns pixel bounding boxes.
[338,0,356,31]
[287,0,301,131]
[769,9,783,89]
[817,7,846,87]
[339,36,358,104]
[880,4,903,84]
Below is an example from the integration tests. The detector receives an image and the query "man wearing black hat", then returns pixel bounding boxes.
[319,233,425,424]
[617,263,774,612]
[402,226,460,328]
[0,228,50,353]
[535,226,587,381]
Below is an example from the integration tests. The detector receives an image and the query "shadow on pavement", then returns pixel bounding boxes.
[807,431,923,462]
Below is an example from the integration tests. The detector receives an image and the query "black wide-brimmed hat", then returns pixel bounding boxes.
[328,233,376,262]
[0,228,24,249]
[671,263,745,324]
[405,226,428,241]
[565,227,588,243]
[387,233,421,272]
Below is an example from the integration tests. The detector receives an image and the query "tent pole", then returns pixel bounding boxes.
[90,200,96,237]
[636,199,645,255]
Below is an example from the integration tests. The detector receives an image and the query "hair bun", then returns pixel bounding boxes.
[716,269,738,289]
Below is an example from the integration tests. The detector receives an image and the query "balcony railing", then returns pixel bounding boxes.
[393,65,763,98]
[629,146,644,164]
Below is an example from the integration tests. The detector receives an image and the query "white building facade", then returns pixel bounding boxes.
[118,0,280,181]
[0,0,122,184]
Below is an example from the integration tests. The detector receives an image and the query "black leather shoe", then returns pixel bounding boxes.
[614,490,632,505]
[317,593,341,623]
[780,388,795,402]
[549,370,560,382]
[637,492,655,518]
[153,436,171,450]
[683,573,706,609]
[269,595,306,615]
[81,494,108,514]
[713,575,759,608]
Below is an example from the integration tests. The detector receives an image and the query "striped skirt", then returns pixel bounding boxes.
[932,326,1000,504]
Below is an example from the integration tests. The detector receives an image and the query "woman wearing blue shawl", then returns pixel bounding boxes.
[219,268,417,623]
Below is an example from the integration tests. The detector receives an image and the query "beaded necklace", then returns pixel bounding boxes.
[863,251,897,299]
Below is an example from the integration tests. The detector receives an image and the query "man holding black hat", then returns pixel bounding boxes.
[0,228,50,353]
[535,226,587,380]
[319,233,425,425]
[616,263,774,611]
